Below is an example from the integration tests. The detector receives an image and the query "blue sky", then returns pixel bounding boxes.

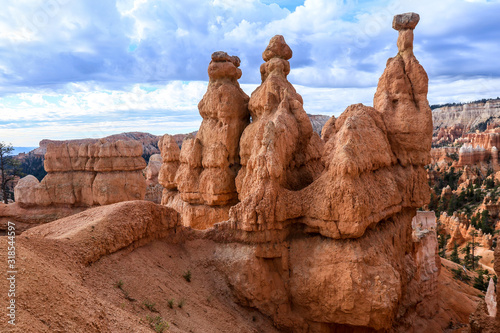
[1,0,500,146]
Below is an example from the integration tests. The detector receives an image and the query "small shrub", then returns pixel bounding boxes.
[123,289,136,302]
[146,315,169,333]
[143,300,157,312]
[114,280,136,301]
[155,321,169,333]
[183,270,192,282]
[167,299,174,309]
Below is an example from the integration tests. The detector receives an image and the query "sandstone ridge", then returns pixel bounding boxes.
[15,139,147,207]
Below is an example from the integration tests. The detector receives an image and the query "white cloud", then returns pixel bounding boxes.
[2,0,500,146]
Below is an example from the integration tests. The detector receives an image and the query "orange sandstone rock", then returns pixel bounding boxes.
[174,51,249,206]
[158,135,181,190]
[15,139,146,208]
[160,52,250,229]
[218,14,435,331]
[152,14,438,331]
[230,35,324,231]
[23,200,179,264]
[145,154,162,186]
[374,12,433,166]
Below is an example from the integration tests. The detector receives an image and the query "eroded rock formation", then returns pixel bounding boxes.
[14,140,146,207]
[430,147,458,166]
[458,143,487,166]
[144,154,163,203]
[433,124,466,147]
[154,13,438,331]
[158,134,181,191]
[440,212,493,251]
[1,12,449,333]
[36,132,161,157]
[160,52,250,229]
[411,211,440,315]
[175,51,249,207]
[486,278,497,318]
[230,34,324,232]
[374,12,432,166]
[433,98,500,130]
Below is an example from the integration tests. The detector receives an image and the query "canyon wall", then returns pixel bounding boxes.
[433,99,500,130]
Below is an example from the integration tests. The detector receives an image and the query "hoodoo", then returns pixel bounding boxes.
[156,13,436,331]
[161,51,250,229]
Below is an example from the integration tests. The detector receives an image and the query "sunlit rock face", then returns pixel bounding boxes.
[157,13,438,331]
[15,140,146,207]
[161,51,250,229]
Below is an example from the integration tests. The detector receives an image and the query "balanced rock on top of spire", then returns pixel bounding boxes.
[262,35,293,61]
[392,12,420,30]
[374,12,433,166]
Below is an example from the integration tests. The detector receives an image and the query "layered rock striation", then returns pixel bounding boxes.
[433,98,500,130]
[158,134,181,191]
[14,140,146,207]
[458,143,488,166]
[36,132,161,157]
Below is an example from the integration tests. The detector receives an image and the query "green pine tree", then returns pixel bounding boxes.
[450,243,460,264]
[461,243,472,269]
[447,194,457,215]
[473,270,488,292]
[481,210,493,235]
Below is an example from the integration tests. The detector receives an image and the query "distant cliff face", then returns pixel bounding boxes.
[308,114,330,135]
[432,99,500,130]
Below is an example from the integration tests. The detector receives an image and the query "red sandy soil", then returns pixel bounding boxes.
[0,201,278,332]
[0,236,279,333]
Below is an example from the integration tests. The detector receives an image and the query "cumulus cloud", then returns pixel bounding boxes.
[1,0,500,145]
[1,0,498,90]
[0,81,206,145]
